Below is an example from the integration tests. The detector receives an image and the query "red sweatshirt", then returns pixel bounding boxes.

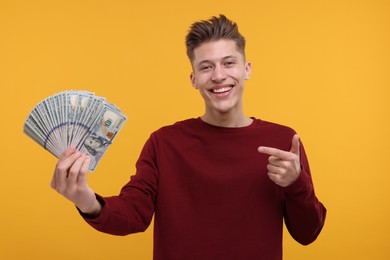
[82,118,326,260]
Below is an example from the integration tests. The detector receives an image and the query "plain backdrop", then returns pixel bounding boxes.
[1,0,389,259]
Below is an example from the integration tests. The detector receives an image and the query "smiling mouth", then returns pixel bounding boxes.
[210,86,233,94]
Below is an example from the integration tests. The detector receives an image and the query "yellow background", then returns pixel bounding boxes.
[1,0,389,259]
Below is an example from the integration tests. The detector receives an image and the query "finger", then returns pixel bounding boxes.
[59,146,76,161]
[77,155,91,185]
[268,156,292,168]
[267,164,280,174]
[269,161,290,174]
[52,148,76,190]
[268,155,283,164]
[50,172,57,189]
[290,134,300,156]
[67,153,88,184]
[267,171,282,185]
[258,146,295,161]
[59,150,83,170]
[56,151,82,193]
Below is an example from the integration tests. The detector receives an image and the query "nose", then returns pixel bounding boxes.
[211,65,227,82]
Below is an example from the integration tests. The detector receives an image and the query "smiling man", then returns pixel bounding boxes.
[190,38,252,127]
[51,15,326,260]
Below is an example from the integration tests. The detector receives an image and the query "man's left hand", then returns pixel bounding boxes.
[258,134,301,187]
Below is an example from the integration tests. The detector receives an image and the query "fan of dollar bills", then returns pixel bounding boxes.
[23,90,127,172]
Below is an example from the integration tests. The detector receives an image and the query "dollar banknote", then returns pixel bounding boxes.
[23,90,127,172]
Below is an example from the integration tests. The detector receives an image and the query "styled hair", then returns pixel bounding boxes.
[185,14,246,62]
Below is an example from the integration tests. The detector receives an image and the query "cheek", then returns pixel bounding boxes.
[194,74,207,84]
[194,77,210,91]
[199,87,209,98]
[233,70,247,80]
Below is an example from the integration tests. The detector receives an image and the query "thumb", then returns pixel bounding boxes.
[290,134,300,156]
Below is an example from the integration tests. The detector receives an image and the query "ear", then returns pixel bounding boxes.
[244,62,252,80]
[190,72,198,89]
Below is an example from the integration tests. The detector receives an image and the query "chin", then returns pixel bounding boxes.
[213,105,236,114]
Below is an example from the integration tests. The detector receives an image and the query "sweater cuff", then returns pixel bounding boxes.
[77,194,109,224]
[283,168,311,195]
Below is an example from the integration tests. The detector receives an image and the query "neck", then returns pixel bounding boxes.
[201,112,253,128]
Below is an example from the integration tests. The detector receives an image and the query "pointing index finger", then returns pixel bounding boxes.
[258,146,295,160]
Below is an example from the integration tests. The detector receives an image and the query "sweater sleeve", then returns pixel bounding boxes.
[80,135,158,236]
[282,140,327,245]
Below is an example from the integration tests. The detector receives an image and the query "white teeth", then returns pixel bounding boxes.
[211,87,232,93]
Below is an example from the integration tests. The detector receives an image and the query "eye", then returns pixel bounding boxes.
[200,65,212,71]
[224,61,235,67]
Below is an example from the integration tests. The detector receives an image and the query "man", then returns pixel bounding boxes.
[51,15,326,260]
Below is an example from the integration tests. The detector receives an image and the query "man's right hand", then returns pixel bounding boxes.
[51,146,102,217]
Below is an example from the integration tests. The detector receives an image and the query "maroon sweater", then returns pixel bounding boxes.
[83,118,326,259]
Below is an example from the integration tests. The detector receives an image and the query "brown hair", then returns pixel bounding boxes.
[185,14,246,62]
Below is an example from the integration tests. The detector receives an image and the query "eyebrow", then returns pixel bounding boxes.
[196,55,237,67]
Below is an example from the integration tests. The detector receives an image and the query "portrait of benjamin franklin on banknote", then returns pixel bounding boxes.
[83,134,109,157]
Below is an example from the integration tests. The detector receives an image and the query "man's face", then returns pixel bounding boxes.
[190,39,251,115]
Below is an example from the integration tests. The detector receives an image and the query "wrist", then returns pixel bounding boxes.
[78,196,102,218]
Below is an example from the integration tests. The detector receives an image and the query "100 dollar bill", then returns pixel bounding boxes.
[78,103,127,171]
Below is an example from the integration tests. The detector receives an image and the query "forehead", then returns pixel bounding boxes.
[192,39,243,65]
